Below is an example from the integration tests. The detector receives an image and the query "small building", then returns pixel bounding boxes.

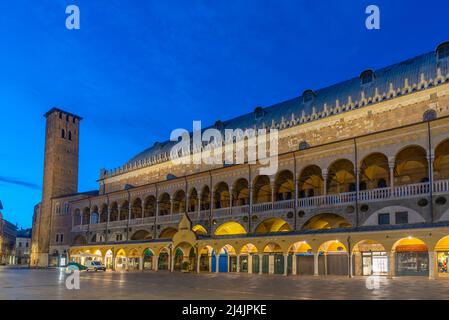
[15,228,32,265]
[0,212,17,265]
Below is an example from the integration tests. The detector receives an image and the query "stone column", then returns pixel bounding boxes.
[208,255,212,272]
[215,254,219,273]
[324,253,328,275]
[355,169,360,193]
[313,253,319,276]
[259,254,263,275]
[196,255,201,274]
[139,257,143,271]
[170,251,174,272]
[429,251,437,280]
[154,255,159,271]
[170,197,174,215]
[271,182,276,205]
[349,253,353,278]
[292,254,297,275]
[112,254,116,271]
[268,255,274,274]
[248,254,253,274]
[388,251,395,278]
[283,254,289,276]
[322,169,328,196]
[236,254,240,272]
[389,160,395,192]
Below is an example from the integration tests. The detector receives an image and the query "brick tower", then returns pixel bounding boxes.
[30,108,81,267]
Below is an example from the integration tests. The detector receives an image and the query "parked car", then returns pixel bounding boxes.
[86,260,107,272]
[66,262,87,272]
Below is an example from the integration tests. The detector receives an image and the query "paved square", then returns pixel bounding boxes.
[1,267,449,300]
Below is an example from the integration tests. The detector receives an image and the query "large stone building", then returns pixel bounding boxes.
[31,42,449,278]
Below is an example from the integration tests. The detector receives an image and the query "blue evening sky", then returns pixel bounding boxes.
[0,0,448,228]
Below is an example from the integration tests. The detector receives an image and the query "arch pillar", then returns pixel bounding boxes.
[283,254,288,276]
[259,254,263,275]
[313,252,319,276]
[248,254,253,274]
[429,251,437,280]
[215,254,219,273]
[322,169,328,196]
[292,254,297,275]
[236,254,240,272]
[139,257,143,271]
[388,158,395,190]
[154,255,159,271]
[388,251,395,278]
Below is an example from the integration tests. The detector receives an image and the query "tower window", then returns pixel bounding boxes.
[59,112,62,119]
[437,42,449,60]
[66,114,69,122]
[360,70,375,85]
[68,131,72,141]
[423,109,437,122]
[302,89,316,104]
[61,129,65,139]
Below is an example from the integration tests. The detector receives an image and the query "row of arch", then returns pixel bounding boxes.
[72,235,449,277]
[73,142,449,226]
[73,215,352,246]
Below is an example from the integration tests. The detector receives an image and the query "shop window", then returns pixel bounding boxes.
[378,213,390,225]
[395,211,408,224]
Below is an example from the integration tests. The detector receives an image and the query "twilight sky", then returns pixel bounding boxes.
[0,0,448,228]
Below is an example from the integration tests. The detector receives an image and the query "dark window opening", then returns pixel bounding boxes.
[378,213,390,225]
[61,129,65,139]
[395,211,408,224]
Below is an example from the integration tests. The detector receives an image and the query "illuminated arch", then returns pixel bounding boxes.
[394,145,428,185]
[360,153,389,190]
[214,182,230,209]
[131,198,142,220]
[274,170,294,201]
[159,227,177,239]
[143,196,156,217]
[214,221,247,236]
[302,213,352,230]
[327,159,356,194]
[240,243,258,254]
[192,224,207,235]
[318,240,347,253]
[159,193,171,215]
[288,241,312,254]
[392,236,428,252]
[255,218,291,234]
[352,239,386,253]
[253,175,271,204]
[232,178,249,206]
[131,229,152,241]
[173,190,186,214]
[434,139,449,180]
[263,242,283,253]
[298,165,323,198]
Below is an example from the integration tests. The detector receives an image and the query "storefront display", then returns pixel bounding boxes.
[396,245,429,276]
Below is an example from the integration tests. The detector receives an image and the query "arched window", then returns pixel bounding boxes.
[68,131,72,141]
[437,42,449,60]
[360,69,375,85]
[302,89,316,104]
[61,129,65,139]
[423,109,437,122]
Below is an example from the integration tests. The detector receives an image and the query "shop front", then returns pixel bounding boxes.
[361,252,388,276]
[395,244,429,276]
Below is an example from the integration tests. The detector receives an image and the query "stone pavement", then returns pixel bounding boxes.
[0,267,448,300]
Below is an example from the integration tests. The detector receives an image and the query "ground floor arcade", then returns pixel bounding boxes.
[70,221,449,280]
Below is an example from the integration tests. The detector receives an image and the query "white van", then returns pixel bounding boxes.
[86,260,107,271]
